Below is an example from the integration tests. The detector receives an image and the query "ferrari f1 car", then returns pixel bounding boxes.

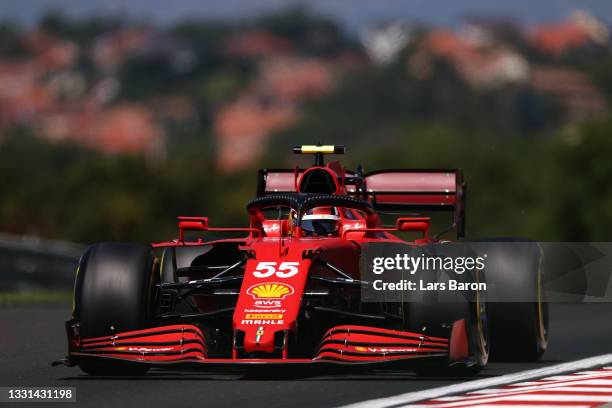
[59,145,548,375]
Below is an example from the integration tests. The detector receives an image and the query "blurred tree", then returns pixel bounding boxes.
[39,10,123,44]
[0,130,216,244]
[254,5,357,56]
[551,116,612,241]
[0,11,609,246]
[0,23,28,58]
[273,56,561,155]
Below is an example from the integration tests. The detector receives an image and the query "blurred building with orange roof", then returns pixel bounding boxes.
[25,31,79,71]
[39,104,164,158]
[410,29,529,88]
[530,66,607,118]
[223,31,294,59]
[91,28,153,73]
[214,56,336,171]
[0,61,54,130]
[214,96,296,172]
[527,10,609,56]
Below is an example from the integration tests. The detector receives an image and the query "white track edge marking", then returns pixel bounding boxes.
[337,353,612,408]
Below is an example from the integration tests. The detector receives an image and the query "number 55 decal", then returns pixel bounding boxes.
[254,261,300,278]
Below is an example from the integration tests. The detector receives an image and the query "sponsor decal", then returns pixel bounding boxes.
[263,223,280,233]
[116,346,174,352]
[253,300,282,309]
[245,313,283,319]
[255,326,264,343]
[244,308,286,314]
[353,346,417,353]
[240,319,285,325]
[247,282,294,300]
[343,222,365,231]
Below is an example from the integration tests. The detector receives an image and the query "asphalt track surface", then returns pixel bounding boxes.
[1,303,611,408]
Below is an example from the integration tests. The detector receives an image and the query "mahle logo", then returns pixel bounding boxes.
[247,283,294,300]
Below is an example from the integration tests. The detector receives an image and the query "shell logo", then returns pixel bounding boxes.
[247,282,294,300]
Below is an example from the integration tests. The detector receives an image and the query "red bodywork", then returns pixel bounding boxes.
[65,157,470,369]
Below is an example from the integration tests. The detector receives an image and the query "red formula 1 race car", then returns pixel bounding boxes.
[58,145,548,375]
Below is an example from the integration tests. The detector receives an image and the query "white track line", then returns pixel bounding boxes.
[435,372,612,400]
[457,406,591,408]
[338,353,612,408]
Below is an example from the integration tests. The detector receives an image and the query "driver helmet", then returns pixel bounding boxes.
[301,207,341,236]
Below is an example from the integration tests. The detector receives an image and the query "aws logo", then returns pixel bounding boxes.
[247,282,294,300]
[253,300,282,309]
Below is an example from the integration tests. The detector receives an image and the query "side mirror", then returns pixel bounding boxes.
[178,216,209,241]
[396,217,430,237]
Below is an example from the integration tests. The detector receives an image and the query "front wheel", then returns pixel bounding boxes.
[73,243,158,375]
[402,254,489,375]
[405,299,489,376]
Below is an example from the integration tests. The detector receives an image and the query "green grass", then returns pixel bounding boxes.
[0,290,72,306]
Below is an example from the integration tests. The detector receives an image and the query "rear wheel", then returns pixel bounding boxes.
[489,302,548,361]
[478,239,548,362]
[74,243,157,375]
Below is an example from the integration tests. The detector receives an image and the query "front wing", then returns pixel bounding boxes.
[59,321,469,369]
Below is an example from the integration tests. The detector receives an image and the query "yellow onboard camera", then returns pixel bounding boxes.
[293,145,345,165]
[293,145,345,155]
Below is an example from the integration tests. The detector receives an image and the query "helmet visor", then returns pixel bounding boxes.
[301,214,340,235]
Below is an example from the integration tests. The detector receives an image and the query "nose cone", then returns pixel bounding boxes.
[232,242,312,355]
[235,281,301,353]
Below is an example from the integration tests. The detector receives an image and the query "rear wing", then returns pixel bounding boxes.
[350,169,466,238]
[256,168,466,238]
[256,169,302,195]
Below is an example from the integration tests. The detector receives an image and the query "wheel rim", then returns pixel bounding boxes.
[536,255,548,351]
[475,272,489,365]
